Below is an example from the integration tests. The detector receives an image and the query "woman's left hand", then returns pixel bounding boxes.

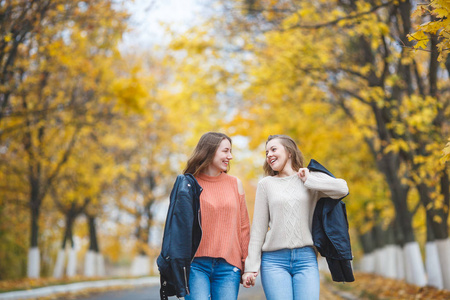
[297,168,309,182]
[242,272,258,288]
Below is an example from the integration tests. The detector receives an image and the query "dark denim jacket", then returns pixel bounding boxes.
[157,174,203,299]
[308,159,355,282]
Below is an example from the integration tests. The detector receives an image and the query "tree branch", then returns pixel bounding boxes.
[278,0,394,31]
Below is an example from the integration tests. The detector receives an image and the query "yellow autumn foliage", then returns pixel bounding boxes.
[410,0,450,60]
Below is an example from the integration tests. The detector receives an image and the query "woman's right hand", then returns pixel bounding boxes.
[242,272,258,288]
[297,167,310,182]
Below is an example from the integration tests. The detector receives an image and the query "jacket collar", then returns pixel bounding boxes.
[184,173,203,199]
[307,159,348,210]
[307,159,335,178]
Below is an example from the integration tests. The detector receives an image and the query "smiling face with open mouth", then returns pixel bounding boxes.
[210,138,233,174]
[266,138,291,174]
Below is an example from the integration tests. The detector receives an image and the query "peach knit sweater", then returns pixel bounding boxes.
[195,172,250,271]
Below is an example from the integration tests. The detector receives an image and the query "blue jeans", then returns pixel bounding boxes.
[261,247,320,300]
[185,257,241,300]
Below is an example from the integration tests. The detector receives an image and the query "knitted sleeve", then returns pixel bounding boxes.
[239,193,250,268]
[303,171,349,199]
[244,181,269,272]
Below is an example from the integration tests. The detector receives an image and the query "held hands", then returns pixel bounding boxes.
[242,272,258,288]
[297,167,309,182]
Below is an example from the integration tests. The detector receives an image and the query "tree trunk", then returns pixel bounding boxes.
[88,216,99,251]
[419,179,450,289]
[53,212,76,278]
[131,255,150,276]
[393,219,405,280]
[373,222,386,276]
[52,249,65,278]
[27,247,40,279]
[66,247,77,277]
[358,228,376,273]
[381,223,399,279]
[28,181,41,278]
[445,55,450,77]
[84,250,96,277]
[96,252,105,277]
[436,238,450,290]
[440,169,450,289]
[30,202,40,249]
[63,214,75,249]
[425,222,444,289]
[378,153,426,285]
[419,183,448,241]
[403,241,427,287]
[64,212,76,277]
[376,153,415,243]
[85,215,100,277]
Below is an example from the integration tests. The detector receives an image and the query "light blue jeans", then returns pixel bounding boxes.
[261,247,320,300]
[185,257,241,300]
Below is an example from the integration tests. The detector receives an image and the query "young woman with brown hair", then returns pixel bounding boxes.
[184,132,250,300]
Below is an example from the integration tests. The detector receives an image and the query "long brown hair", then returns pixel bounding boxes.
[183,132,232,176]
[263,135,304,176]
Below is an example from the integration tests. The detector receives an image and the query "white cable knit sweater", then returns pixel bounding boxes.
[244,171,349,273]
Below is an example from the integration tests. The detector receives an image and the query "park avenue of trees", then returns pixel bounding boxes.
[0,0,449,293]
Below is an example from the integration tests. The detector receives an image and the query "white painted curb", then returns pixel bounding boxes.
[0,276,159,300]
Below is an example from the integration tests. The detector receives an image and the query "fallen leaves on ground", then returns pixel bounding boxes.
[325,272,450,300]
[320,280,345,300]
[0,276,135,293]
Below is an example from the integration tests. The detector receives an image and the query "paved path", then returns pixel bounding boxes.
[64,285,265,300]
[68,278,266,300]
[65,277,352,300]
[0,274,355,300]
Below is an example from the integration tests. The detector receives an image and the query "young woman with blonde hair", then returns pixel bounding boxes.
[242,135,349,300]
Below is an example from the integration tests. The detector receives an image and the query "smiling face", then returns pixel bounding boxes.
[266,138,291,174]
[263,135,304,176]
[210,138,233,173]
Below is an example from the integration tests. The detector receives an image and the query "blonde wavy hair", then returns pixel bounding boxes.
[263,135,304,176]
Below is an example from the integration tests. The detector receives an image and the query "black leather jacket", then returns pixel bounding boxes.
[157,174,203,299]
[308,159,355,282]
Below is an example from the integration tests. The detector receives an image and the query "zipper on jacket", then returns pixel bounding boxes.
[183,266,189,295]
[190,209,202,263]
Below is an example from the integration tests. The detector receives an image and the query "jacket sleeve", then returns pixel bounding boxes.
[161,177,195,298]
[171,190,194,297]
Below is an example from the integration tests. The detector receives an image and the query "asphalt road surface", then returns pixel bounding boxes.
[70,278,265,300]
[62,276,353,300]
